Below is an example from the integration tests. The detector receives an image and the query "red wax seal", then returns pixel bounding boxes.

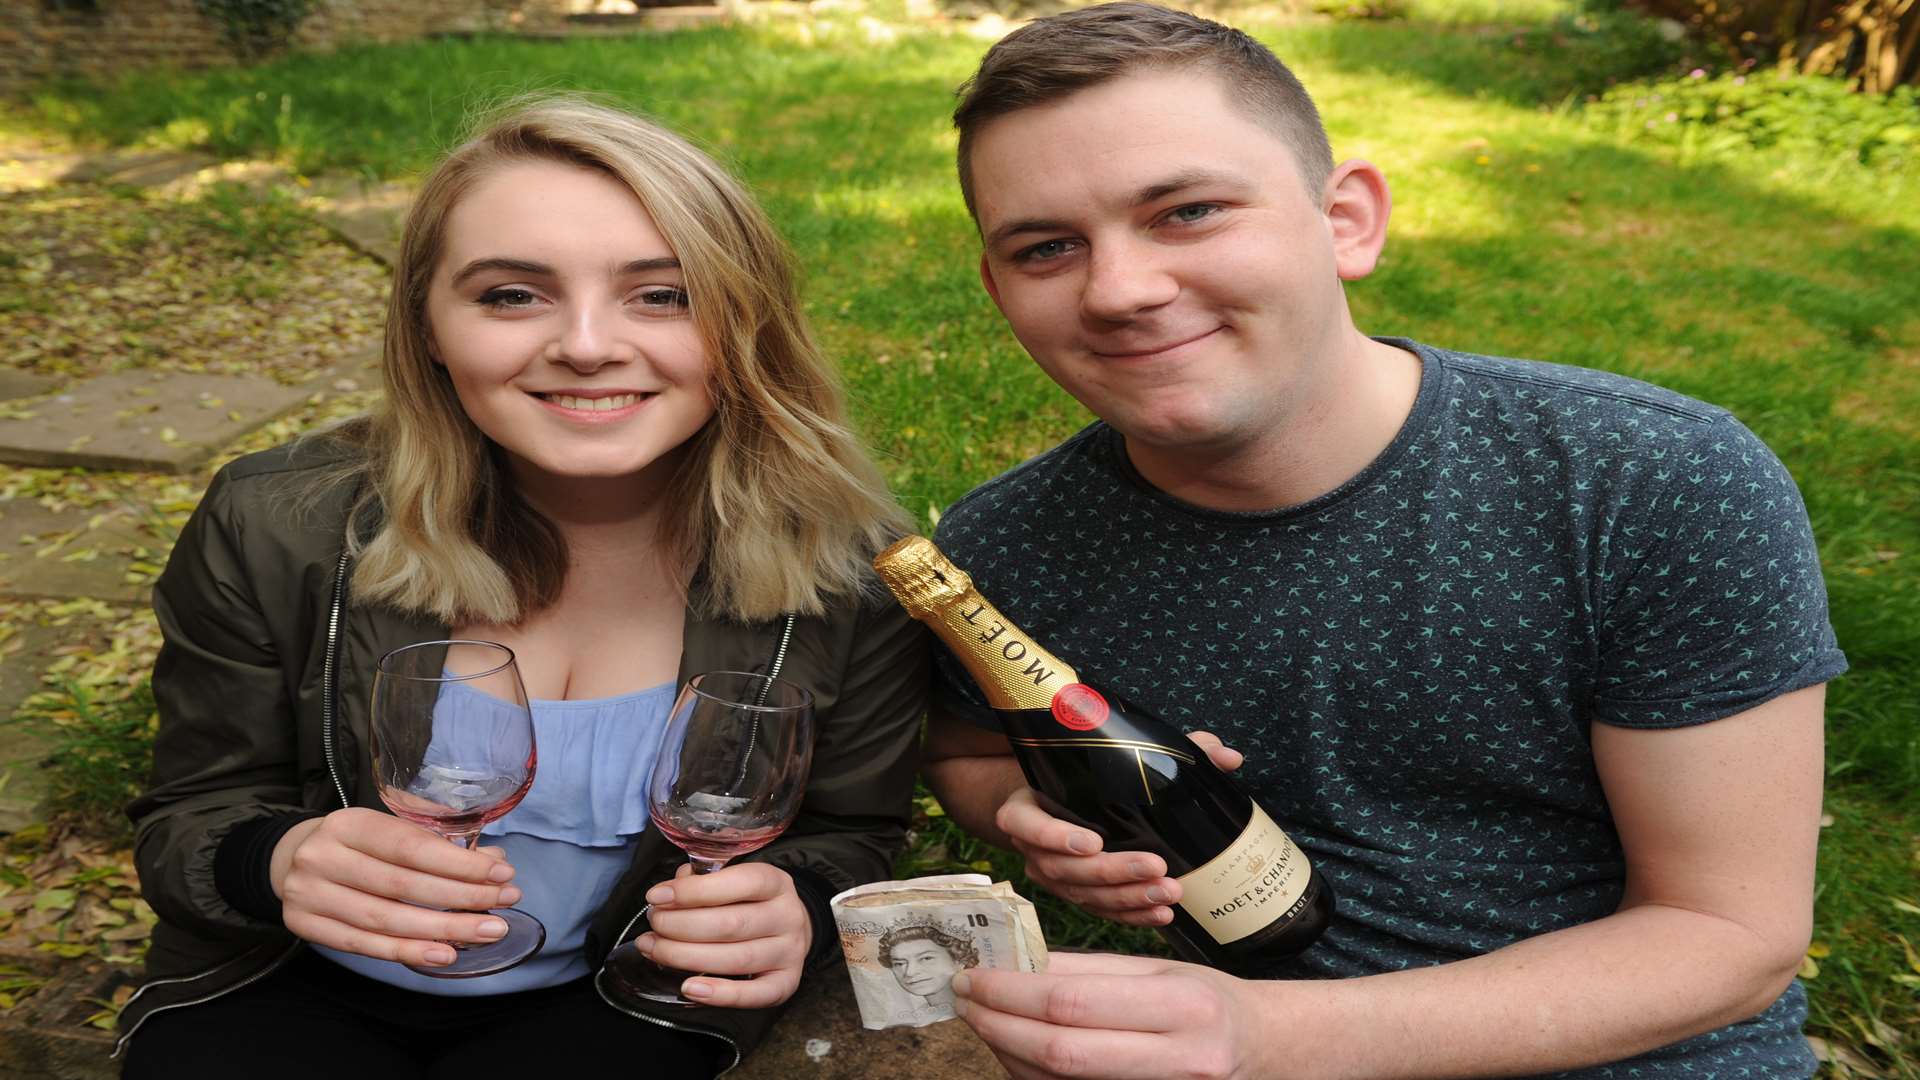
[1052,683,1109,731]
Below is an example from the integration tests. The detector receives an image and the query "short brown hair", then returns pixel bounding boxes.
[953,2,1334,220]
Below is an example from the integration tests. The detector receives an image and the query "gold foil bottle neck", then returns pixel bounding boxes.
[872,535,973,617]
[872,535,1077,710]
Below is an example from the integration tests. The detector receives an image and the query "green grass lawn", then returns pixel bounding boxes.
[6,4,1917,1072]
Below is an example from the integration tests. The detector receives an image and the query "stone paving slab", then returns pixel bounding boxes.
[0,373,60,404]
[0,621,70,835]
[58,150,220,190]
[0,370,322,473]
[0,500,146,604]
[0,949,129,1080]
[735,971,1001,1079]
[306,175,413,266]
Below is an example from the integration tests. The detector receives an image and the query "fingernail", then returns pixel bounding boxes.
[1130,860,1156,878]
[951,994,969,1018]
[478,919,508,939]
[1068,833,1097,854]
[487,863,515,883]
[684,981,712,998]
[1145,886,1171,904]
[426,946,455,965]
[499,886,522,905]
[646,886,674,905]
[637,934,655,955]
[950,973,971,998]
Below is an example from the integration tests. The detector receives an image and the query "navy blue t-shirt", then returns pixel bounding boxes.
[932,339,1846,1077]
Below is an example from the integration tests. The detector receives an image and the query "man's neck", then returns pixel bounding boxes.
[1123,336,1423,513]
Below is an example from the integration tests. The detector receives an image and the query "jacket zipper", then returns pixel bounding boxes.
[320,548,351,809]
[114,550,355,1057]
[591,611,796,1075]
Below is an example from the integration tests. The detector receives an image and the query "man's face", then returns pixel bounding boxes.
[970,68,1351,459]
[889,939,961,997]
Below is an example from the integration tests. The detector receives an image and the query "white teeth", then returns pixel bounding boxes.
[548,393,640,411]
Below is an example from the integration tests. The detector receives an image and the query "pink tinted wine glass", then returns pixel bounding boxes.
[604,670,815,1005]
[371,639,546,978]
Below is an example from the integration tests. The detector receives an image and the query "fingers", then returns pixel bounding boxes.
[274,807,523,963]
[997,788,1105,857]
[637,932,795,979]
[953,968,1184,1033]
[958,994,1181,1080]
[646,862,788,908]
[1043,951,1181,977]
[333,810,513,883]
[1186,730,1244,772]
[680,968,800,1010]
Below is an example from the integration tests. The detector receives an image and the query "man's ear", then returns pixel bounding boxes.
[1322,159,1392,281]
[978,251,1004,309]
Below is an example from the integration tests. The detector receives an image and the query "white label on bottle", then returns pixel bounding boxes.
[1174,803,1311,945]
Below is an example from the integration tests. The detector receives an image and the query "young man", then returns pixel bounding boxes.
[920,4,1845,1077]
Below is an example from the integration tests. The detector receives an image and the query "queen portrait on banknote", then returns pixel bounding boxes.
[880,919,981,1014]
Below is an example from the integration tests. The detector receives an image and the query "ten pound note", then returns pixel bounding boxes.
[831,874,1048,1030]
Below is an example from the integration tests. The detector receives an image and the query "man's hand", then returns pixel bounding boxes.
[273,807,521,968]
[637,862,813,1009]
[952,951,1272,1080]
[998,732,1242,927]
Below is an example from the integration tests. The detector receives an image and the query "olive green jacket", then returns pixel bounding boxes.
[118,441,929,1070]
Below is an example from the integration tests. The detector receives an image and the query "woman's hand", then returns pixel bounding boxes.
[271,806,522,968]
[637,862,814,1009]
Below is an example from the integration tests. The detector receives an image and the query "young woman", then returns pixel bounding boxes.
[118,98,928,1077]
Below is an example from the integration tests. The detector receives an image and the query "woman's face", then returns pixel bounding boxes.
[424,159,715,491]
[889,938,962,999]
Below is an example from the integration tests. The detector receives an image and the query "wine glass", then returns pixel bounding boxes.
[604,670,815,1005]
[371,639,547,978]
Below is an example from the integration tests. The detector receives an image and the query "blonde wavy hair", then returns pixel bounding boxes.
[336,96,908,624]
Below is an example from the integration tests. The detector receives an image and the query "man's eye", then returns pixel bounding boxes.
[1016,239,1076,263]
[1167,203,1220,224]
[477,287,539,308]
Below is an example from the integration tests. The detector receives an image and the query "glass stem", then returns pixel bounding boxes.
[690,857,728,875]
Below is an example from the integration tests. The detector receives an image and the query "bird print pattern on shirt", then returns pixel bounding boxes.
[931,340,1847,1078]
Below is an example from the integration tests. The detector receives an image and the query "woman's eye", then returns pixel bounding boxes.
[477,287,539,309]
[1015,239,1077,264]
[636,287,691,311]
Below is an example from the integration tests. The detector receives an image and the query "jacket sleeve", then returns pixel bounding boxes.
[746,583,929,900]
[130,467,313,941]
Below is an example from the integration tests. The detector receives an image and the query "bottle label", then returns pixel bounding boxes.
[1174,803,1312,945]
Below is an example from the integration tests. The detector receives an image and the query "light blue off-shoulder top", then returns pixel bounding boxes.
[316,680,672,995]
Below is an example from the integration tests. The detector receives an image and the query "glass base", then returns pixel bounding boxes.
[407,907,546,979]
[601,940,705,1005]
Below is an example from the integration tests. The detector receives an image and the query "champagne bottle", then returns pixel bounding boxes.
[873,536,1332,974]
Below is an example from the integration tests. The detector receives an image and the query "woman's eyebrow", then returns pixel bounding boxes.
[450,257,551,288]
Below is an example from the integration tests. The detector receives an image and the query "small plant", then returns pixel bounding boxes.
[9,680,156,841]
[1586,67,1920,170]
[195,0,315,61]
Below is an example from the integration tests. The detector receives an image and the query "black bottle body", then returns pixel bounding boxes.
[997,693,1333,975]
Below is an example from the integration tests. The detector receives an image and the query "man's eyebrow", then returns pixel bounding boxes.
[983,170,1246,250]
[450,255,681,287]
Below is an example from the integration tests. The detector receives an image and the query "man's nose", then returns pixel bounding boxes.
[1081,240,1177,322]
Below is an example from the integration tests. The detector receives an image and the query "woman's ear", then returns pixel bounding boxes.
[1321,159,1393,281]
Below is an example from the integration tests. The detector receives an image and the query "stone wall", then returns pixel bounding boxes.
[0,0,577,97]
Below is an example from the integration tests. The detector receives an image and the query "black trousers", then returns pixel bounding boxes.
[121,948,723,1079]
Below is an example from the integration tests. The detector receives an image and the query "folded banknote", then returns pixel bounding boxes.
[831,873,1048,1030]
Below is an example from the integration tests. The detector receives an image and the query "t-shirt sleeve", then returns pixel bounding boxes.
[1589,414,1847,728]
